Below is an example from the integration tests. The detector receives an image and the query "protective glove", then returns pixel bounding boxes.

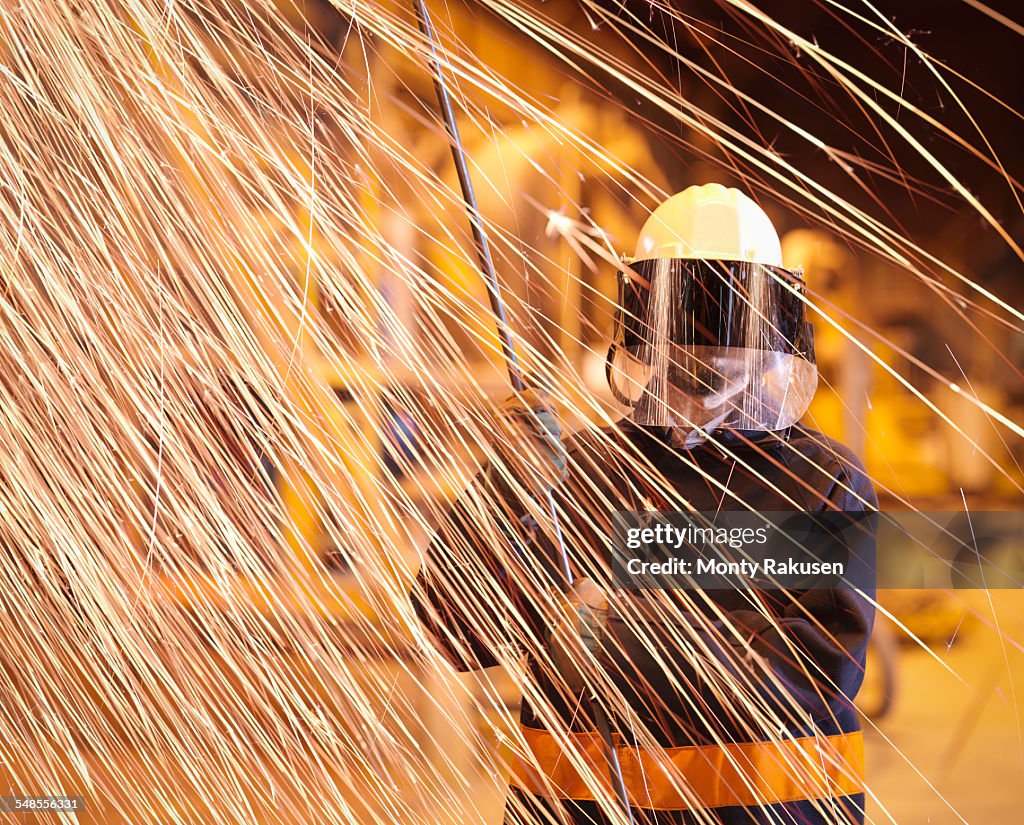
[490,387,568,498]
[547,577,609,694]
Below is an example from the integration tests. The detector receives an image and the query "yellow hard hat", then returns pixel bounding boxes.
[631,183,783,267]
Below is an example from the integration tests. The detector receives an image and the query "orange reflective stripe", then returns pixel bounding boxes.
[510,726,864,811]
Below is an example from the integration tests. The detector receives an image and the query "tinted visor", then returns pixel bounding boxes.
[619,259,814,358]
[610,259,817,431]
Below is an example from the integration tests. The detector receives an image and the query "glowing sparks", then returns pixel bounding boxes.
[0,1,1019,824]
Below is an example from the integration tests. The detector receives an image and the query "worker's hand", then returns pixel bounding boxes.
[547,578,609,694]
[490,387,568,498]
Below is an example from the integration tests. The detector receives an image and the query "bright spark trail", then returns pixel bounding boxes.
[0,1,1020,823]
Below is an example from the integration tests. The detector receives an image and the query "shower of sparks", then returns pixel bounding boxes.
[0,1,1020,824]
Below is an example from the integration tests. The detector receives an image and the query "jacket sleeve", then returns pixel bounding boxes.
[604,458,877,730]
[410,474,549,672]
[696,460,877,723]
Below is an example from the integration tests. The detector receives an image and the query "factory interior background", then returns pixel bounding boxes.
[0,0,1021,822]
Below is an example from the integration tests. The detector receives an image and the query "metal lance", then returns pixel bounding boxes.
[410,1,634,820]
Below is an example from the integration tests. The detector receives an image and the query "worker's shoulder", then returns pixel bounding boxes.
[786,425,865,472]
[785,426,876,498]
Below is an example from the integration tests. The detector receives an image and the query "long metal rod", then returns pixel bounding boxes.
[410,2,633,820]
[412,0,524,392]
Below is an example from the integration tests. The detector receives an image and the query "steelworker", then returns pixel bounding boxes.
[412,184,877,824]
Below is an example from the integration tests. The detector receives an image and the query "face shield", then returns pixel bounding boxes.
[609,259,817,432]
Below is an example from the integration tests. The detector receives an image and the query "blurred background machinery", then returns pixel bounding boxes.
[2,1,1022,823]
[145,3,1023,823]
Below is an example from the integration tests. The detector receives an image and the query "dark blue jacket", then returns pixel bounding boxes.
[413,423,877,824]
